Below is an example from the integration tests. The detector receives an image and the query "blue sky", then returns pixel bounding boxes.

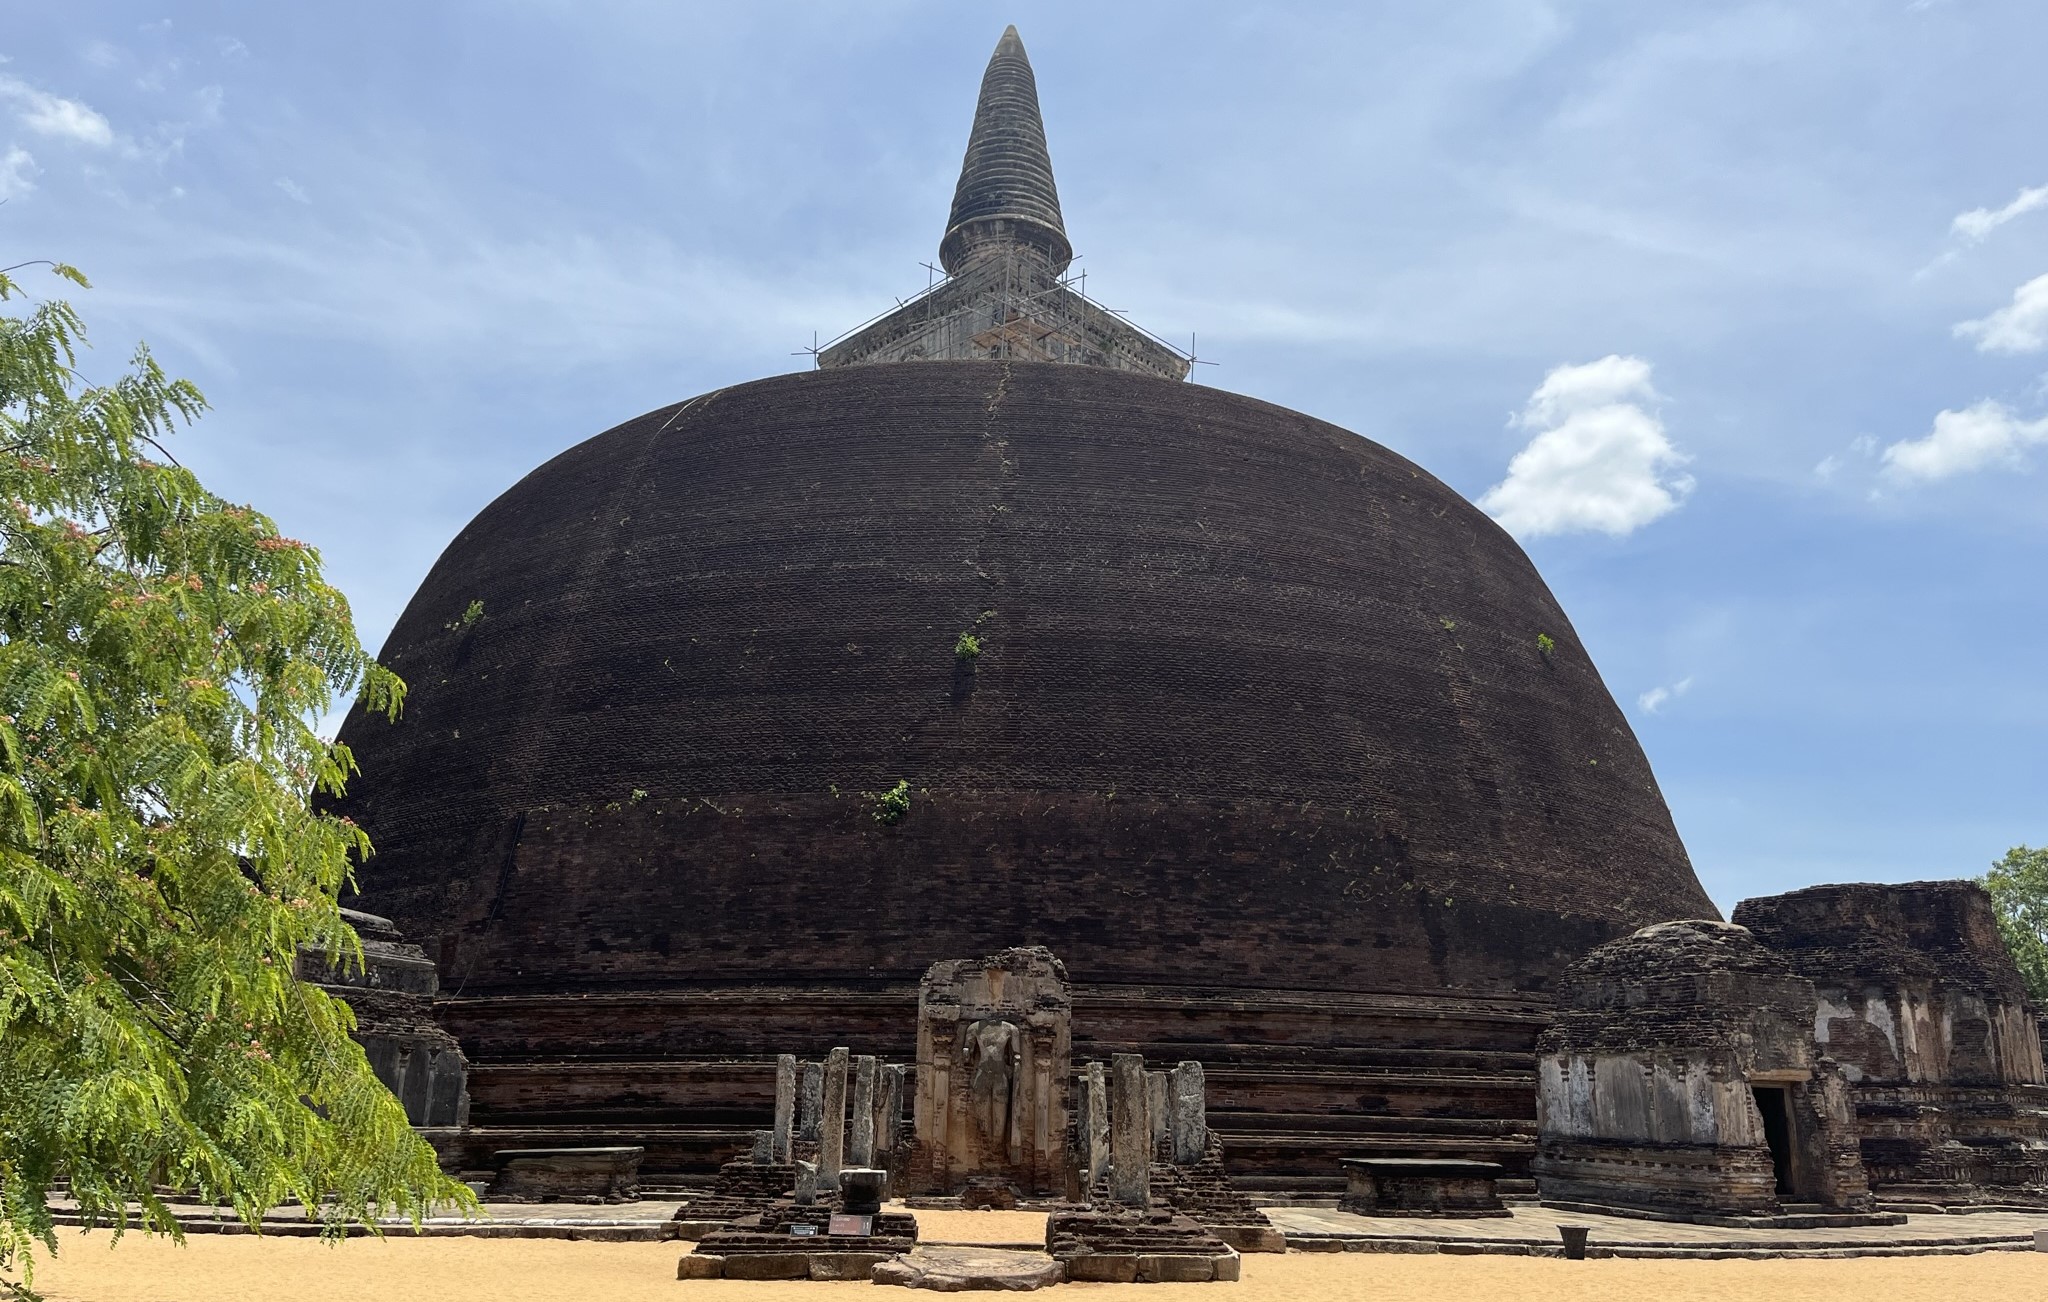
[3,2,2043,913]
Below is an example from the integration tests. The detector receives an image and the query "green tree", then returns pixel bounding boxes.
[1983,844,2048,1007]
[0,262,470,1292]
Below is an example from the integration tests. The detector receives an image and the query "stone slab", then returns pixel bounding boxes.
[873,1245,1065,1291]
[722,1252,813,1280]
[484,1147,643,1204]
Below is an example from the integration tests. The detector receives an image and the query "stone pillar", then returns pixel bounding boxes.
[1169,1061,1208,1165]
[850,1055,878,1167]
[820,1046,850,1183]
[1146,1070,1169,1147]
[879,1064,906,1155]
[1085,1060,1110,1187]
[800,1061,823,1143]
[1073,1070,1094,1182]
[794,1159,819,1206]
[1110,1053,1150,1208]
[772,1054,797,1163]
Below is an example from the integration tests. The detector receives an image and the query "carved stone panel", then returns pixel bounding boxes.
[907,947,1072,1196]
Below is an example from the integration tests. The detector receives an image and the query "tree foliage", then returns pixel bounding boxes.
[1983,844,2048,1007]
[0,262,470,1288]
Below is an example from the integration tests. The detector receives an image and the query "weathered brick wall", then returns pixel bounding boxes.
[1734,882,2048,1204]
[299,910,469,1129]
[1735,881,2046,1086]
[1534,920,1874,1216]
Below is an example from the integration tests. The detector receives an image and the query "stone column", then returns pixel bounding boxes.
[749,1129,773,1163]
[800,1061,823,1143]
[878,1064,905,1155]
[1169,1061,1207,1165]
[919,1024,957,1190]
[820,1046,850,1183]
[1146,1070,1169,1147]
[850,1054,878,1167]
[1110,1052,1150,1208]
[772,1054,797,1163]
[1031,1027,1054,1184]
[1073,1071,1094,1181]
[1085,1060,1110,1187]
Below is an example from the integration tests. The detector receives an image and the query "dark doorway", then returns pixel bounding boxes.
[1751,1085,1794,1196]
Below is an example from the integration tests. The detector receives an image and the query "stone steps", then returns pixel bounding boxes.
[1214,1112,1537,1138]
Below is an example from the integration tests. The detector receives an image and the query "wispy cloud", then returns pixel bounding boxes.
[0,146,35,200]
[1814,434,1878,480]
[1638,675,1695,713]
[275,177,310,204]
[1954,272,2048,355]
[1952,182,2048,244]
[0,74,114,147]
[1882,400,2048,482]
[1477,355,1693,538]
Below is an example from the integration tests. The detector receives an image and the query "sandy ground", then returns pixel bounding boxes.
[18,1227,2048,1302]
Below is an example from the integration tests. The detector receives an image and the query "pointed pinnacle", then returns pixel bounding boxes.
[940,26,1072,275]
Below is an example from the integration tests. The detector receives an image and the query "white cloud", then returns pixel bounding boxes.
[1952,183,2048,243]
[1881,400,2048,482]
[1477,354,1693,538]
[1638,675,1694,713]
[1954,273,2048,355]
[275,177,311,204]
[0,146,35,200]
[0,75,114,147]
[1814,434,1878,480]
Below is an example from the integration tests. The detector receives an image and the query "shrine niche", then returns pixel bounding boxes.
[902,947,1072,1198]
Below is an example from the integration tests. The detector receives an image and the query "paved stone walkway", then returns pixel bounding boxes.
[1266,1204,2048,1258]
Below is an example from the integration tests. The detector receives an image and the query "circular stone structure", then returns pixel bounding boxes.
[336,361,1715,1180]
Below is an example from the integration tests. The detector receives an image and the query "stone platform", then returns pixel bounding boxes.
[48,1195,684,1241]
[1269,1203,2048,1258]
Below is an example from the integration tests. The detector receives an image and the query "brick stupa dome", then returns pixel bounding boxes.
[340,361,1711,1000]
[333,29,1715,1184]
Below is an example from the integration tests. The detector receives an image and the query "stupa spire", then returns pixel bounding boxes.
[815,25,1187,380]
[939,25,1073,275]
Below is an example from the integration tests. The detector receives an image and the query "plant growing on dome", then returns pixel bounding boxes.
[1536,632,1556,659]
[446,599,484,632]
[868,779,912,825]
[954,631,982,661]
[0,262,470,1292]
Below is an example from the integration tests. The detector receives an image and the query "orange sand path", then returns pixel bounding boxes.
[22,1228,2048,1302]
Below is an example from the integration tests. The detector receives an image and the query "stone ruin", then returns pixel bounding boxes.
[673,947,1274,1283]
[673,1046,909,1237]
[902,947,1072,1199]
[1533,920,1885,1225]
[1734,881,2048,1207]
[1045,1051,1280,1279]
[298,908,469,1130]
